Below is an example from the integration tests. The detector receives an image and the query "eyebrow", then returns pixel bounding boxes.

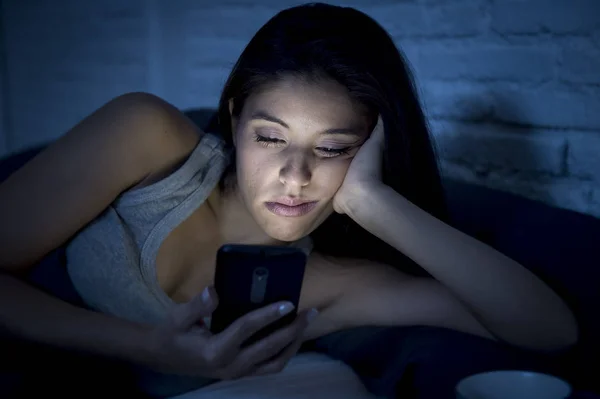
[250,111,363,136]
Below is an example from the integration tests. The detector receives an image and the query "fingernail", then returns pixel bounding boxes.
[278,302,295,316]
[201,287,211,305]
[306,308,319,323]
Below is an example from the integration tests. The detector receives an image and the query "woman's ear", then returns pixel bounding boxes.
[229,98,238,147]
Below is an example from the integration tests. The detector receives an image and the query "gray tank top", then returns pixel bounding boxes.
[66,133,229,325]
[66,133,230,396]
[65,132,312,397]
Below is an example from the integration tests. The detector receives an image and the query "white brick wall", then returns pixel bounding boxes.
[2,0,149,151]
[1,0,600,218]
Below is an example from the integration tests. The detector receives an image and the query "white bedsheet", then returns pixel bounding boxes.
[169,353,381,399]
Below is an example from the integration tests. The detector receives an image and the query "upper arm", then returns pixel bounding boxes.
[304,256,495,341]
[0,92,201,272]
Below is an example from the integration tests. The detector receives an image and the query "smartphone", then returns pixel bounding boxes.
[210,244,307,346]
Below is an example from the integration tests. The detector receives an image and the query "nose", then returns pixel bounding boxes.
[279,152,312,189]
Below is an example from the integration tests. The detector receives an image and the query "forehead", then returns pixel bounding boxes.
[241,76,370,127]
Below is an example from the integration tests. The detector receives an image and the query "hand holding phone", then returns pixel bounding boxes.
[149,286,317,379]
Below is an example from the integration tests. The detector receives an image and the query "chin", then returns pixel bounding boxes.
[253,202,333,243]
[262,224,310,243]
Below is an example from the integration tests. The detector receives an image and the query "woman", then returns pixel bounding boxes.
[0,2,577,398]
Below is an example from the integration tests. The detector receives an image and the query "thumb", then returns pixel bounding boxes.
[173,286,219,331]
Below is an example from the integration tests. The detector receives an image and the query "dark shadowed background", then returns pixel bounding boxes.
[0,0,599,219]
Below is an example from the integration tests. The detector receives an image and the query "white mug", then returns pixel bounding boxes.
[456,370,572,399]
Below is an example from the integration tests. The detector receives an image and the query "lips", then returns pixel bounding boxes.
[265,198,318,217]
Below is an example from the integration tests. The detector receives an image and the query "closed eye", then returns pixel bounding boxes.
[315,146,351,157]
[253,134,283,147]
[253,134,353,158]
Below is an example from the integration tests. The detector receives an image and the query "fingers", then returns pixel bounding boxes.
[369,114,385,146]
[249,335,304,377]
[237,308,314,367]
[199,301,297,372]
[219,308,317,379]
[215,301,297,348]
[173,286,218,331]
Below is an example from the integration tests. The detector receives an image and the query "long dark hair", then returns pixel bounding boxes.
[212,3,446,276]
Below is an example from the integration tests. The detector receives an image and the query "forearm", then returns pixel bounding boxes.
[347,184,578,350]
[0,272,155,364]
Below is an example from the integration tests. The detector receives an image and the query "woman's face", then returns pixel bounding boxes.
[231,76,371,242]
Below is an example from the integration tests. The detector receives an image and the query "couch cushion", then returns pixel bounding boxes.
[444,179,600,390]
[0,146,44,182]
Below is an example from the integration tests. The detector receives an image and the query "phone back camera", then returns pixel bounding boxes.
[251,267,269,303]
[254,267,268,279]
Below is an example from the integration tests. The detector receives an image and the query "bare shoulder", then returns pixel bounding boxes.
[300,252,410,311]
[104,92,203,164]
[300,252,411,340]
[0,92,204,271]
[302,251,494,341]
[307,252,411,286]
[110,92,207,186]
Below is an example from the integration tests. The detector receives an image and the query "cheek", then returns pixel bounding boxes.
[314,160,351,193]
[235,146,271,193]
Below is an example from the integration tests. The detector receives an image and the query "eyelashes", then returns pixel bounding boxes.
[253,134,352,158]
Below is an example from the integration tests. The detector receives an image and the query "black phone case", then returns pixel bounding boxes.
[211,244,307,346]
